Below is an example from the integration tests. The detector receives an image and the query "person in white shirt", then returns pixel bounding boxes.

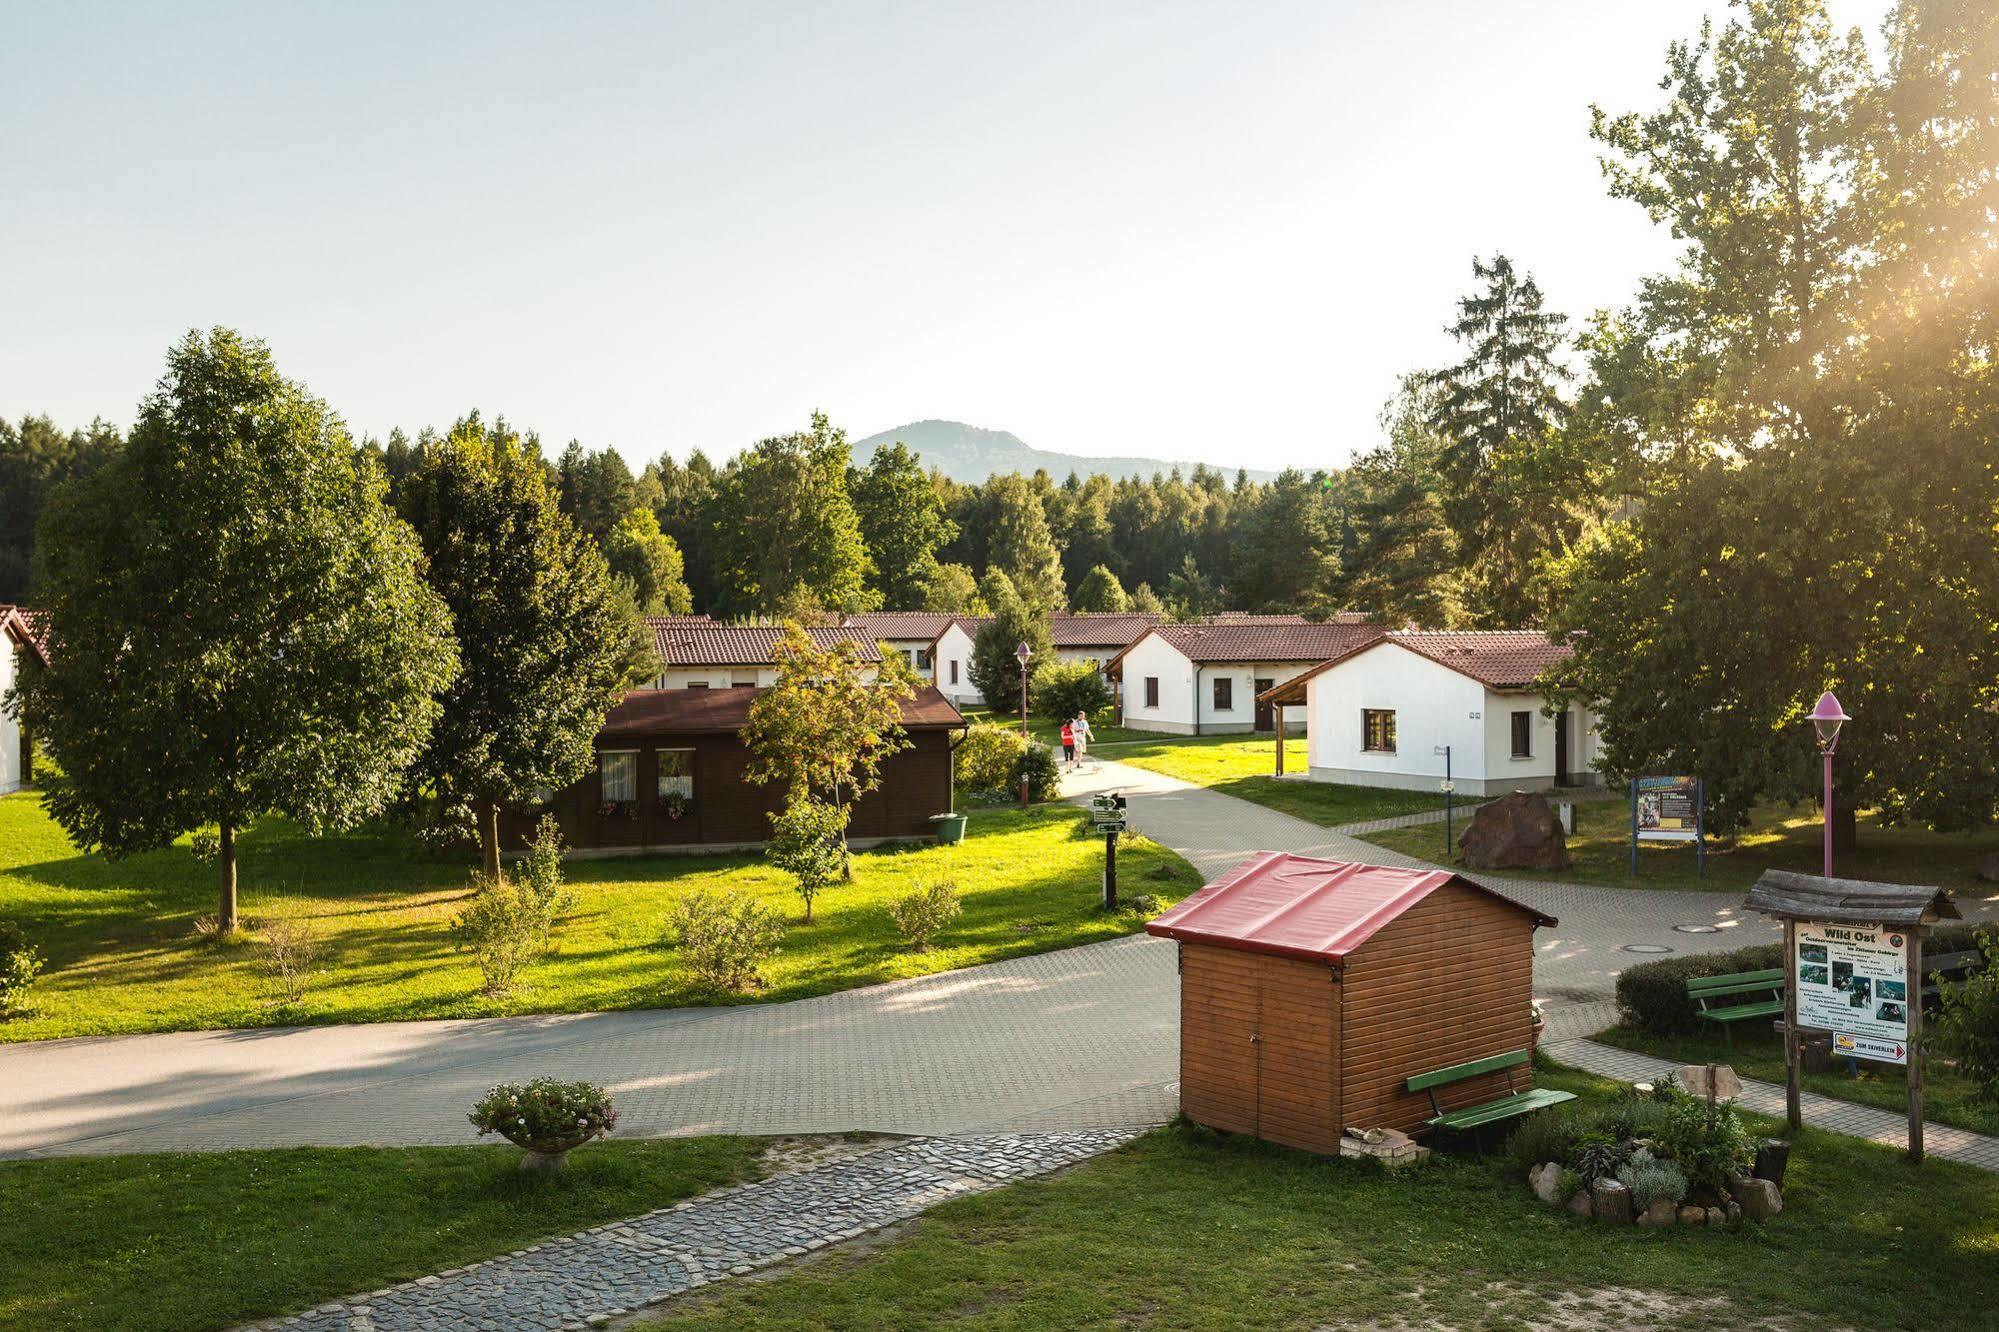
[1071,711,1094,768]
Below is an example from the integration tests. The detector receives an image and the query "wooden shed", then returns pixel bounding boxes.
[1145,851,1559,1151]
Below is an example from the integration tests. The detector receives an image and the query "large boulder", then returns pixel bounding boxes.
[1458,791,1573,871]
[1732,1174,1784,1222]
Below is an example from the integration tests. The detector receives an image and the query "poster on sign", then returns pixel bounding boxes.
[1795,922,1910,1060]
[1636,776,1700,841]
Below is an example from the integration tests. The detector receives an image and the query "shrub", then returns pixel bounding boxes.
[469,1078,618,1150]
[1570,1131,1629,1184]
[955,723,1027,796]
[1031,660,1112,722]
[888,881,963,952]
[257,906,324,1010]
[1506,1106,1580,1172]
[1652,1096,1755,1194]
[670,889,785,992]
[1932,929,1999,1101]
[1616,1148,1689,1210]
[451,820,576,998]
[0,920,45,1016]
[1016,741,1061,802]
[766,797,849,922]
[1555,1166,1585,1202]
[1123,893,1162,916]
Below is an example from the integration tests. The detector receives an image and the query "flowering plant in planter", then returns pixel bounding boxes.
[597,799,640,820]
[469,1078,619,1172]
[662,791,694,821]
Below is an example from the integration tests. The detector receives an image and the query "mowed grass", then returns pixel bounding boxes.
[1360,794,1999,894]
[1110,734,1450,827]
[632,1066,1999,1332]
[0,791,1202,1041]
[1591,1020,1999,1138]
[0,1137,763,1332]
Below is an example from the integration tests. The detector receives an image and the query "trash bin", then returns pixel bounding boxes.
[930,813,968,845]
[1557,800,1578,835]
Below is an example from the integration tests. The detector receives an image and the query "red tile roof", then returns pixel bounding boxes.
[646,622,883,668]
[842,611,962,641]
[1110,620,1385,671]
[600,683,965,738]
[1383,631,1573,689]
[0,605,49,666]
[1145,850,1555,965]
[1048,612,1163,649]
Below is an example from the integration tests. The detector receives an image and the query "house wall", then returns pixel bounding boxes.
[650,664,888,690]
[1118,638,1312,735]
[501,729,956,855]
[933,623,984,707]
[0,639,21,795]
[1302,643,1599,794]
[1337,884,1538,1136]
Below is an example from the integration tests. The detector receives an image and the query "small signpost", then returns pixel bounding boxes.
[1744,870,1960,1163]
[1631,775,1704,878]
[1433,745,1453,853]
[1091,792,1128,909]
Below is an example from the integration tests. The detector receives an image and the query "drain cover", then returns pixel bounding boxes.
[1622,943,1673,954]
[1674,924,1721,934]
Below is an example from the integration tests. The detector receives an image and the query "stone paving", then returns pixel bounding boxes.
[245,1130,1140,1332]
[1548,1037,1999,1173]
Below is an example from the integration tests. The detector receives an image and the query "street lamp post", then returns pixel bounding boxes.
[1015,640,1033,807]
[1809,690,1850,878]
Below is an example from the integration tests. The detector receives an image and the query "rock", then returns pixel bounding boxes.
[1675,1064,1744,1101]
[1530,1162,1565,1205]
[1976,850,1999,883]
[1457,791,1573,871]
[1733,1175,1784,1222]
[1726,1201,1742,1225]
[1567,1191,1593,1217]
[1678,1204,1706,1226]
[1706,1206,1727,1227]
[1643,1197,1678,1227]
[1591,1177,1634,1225]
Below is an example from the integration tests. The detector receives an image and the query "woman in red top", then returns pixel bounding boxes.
[1060,718,1076,769]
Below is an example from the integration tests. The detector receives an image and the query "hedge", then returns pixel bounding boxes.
[1615,922,1989,1036]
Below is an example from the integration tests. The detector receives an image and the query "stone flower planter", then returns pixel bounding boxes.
[469,1078,619,1174]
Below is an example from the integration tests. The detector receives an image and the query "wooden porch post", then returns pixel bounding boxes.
[1275,705,1285,775]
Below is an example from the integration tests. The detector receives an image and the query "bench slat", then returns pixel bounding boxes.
[1686,969,1785,994]
[1427,1089,1577,1131]
[1696,1000,1784,1023]
[1406,1048,1531,1092]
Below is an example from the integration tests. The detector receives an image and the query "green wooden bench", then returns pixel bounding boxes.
[1921,950,1983,1009]
[1407,1049,1575,1139]
[1687,969,1786,1049]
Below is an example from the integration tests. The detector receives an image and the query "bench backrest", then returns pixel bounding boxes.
[1926,951,1981,976]
[1407,1047,1530,1092]
[1686,969,1785,1001]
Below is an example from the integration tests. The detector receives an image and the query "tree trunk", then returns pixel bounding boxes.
[1832,802,1858,858]
[218,821,238,934]
[480,798,502,882]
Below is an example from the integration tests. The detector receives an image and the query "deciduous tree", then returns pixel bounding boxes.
[852,441,955,608]
[709,413,876,616]
[1070,565,1129,613]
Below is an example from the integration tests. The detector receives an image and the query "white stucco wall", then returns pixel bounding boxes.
[1302,642,1601,793]
[1118,637,1313,735]
[934,623,984,706]
[0,640,22,795]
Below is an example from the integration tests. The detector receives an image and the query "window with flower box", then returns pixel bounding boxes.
[657,749,695,819]
[598,750,638,817]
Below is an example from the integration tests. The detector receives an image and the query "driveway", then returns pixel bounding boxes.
[0,759,1913,1158]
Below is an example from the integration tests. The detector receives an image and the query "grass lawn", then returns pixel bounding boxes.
[1359,794,1999,894]
[1111,734,1450,828]
[959,707,1159,747]
[0,1136,763,1332]
[632,1066,1999,1331]
[0,790,1201,1042]
[1590,1020,1999,1138]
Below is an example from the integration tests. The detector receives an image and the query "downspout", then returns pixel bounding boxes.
[1193,664,1202,737]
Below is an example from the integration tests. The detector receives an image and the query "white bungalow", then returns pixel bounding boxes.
[1,605,48,795]
[1258,630,1601,794]
[1104,621,1387,735]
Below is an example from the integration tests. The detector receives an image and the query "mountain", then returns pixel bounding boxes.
[849,419,1279,485]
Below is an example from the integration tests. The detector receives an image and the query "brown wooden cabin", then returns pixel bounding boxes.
[503,685,965,855]
[1145,851,1556,1151]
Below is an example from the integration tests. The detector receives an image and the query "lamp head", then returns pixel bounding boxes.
[1809,690,1849,752]
[1015,640,1031,664]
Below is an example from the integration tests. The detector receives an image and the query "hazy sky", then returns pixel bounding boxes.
[2,2,1888,473]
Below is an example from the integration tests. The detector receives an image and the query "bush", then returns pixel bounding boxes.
[1506,1106,1580,1172]
[0,920,45,1016]
[670,889,785,992]
[257,906,323,1010]
[1570,1131,1629,1185]
[1932,930,1999,1101]
[888,881,963,952]
[469,1078,618,1150]
[451,819,576,998]
[767,797,849,922]
[1017,741,1061,802]
[1616,1147,1689,1210]
[955,723,1027,796]
[1123,893,1162,916]
[1031,660,1112,722]
[1653,1096,1755,1194]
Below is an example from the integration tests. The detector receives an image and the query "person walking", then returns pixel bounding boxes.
[1071,710,1093,770]
[1059,717,1077,771]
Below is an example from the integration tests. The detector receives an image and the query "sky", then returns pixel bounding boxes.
[1,1,1891,474]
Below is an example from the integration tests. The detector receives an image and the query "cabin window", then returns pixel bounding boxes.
[657,748,694,801]
[949,659,960,684]
[1144,676,1160,708]
[1511,710,1533,758]
[730,671,758,687]
[598,750,638,803]
[1212,677,1233,711]
[1362,708,1396,753]
[915,648,933,670]
[685,681,709,690]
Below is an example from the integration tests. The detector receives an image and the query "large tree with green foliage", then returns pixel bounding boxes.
[920,561,985,614]
[603,504,693,615]
[978,474,1067,612]
[1228,470,1342,614]
[967,569,1052,715]
[7,330,459,932]
[852,442,955,608]
[554,440,639,546]
[0,414,122,602]
[1071,564,1129,613]
[708,413,876,616]
[1546,0,1999,843]
[1336,383,1463,627]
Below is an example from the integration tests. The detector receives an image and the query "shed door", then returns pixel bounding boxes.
[1179,946,1261,1135]
[1180,947,1339,1151]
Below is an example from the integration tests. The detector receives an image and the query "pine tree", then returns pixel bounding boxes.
[1071,565,1130,613]
[852,441,956,608]
[708,413,877,616]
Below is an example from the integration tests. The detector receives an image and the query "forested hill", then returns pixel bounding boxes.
[851,419,1278,485]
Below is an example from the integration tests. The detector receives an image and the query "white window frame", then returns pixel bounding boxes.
[1511,709,1533,759]
[656,747,695,800]
[598,749,639,803]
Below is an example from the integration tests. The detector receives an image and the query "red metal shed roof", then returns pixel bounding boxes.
[1145,850,1555,965]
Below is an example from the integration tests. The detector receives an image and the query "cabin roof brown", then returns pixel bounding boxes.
[0,604,49,666]
[1047,612,1164,648]
[1147,850,1555,966]
[842,611,962,641]
[599,684,965,739]
[644,622,883,668]
[1105,621,1385,677]
[1257,629,1572,705]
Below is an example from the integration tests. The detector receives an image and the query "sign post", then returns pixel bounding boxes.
[1091,792,1128,910]
[1434,745,1452,855]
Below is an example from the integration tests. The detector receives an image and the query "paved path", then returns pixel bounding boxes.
[246,1130,1139,1332]
[5,759,1987,1157]
[1550,1037,1999,1173]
